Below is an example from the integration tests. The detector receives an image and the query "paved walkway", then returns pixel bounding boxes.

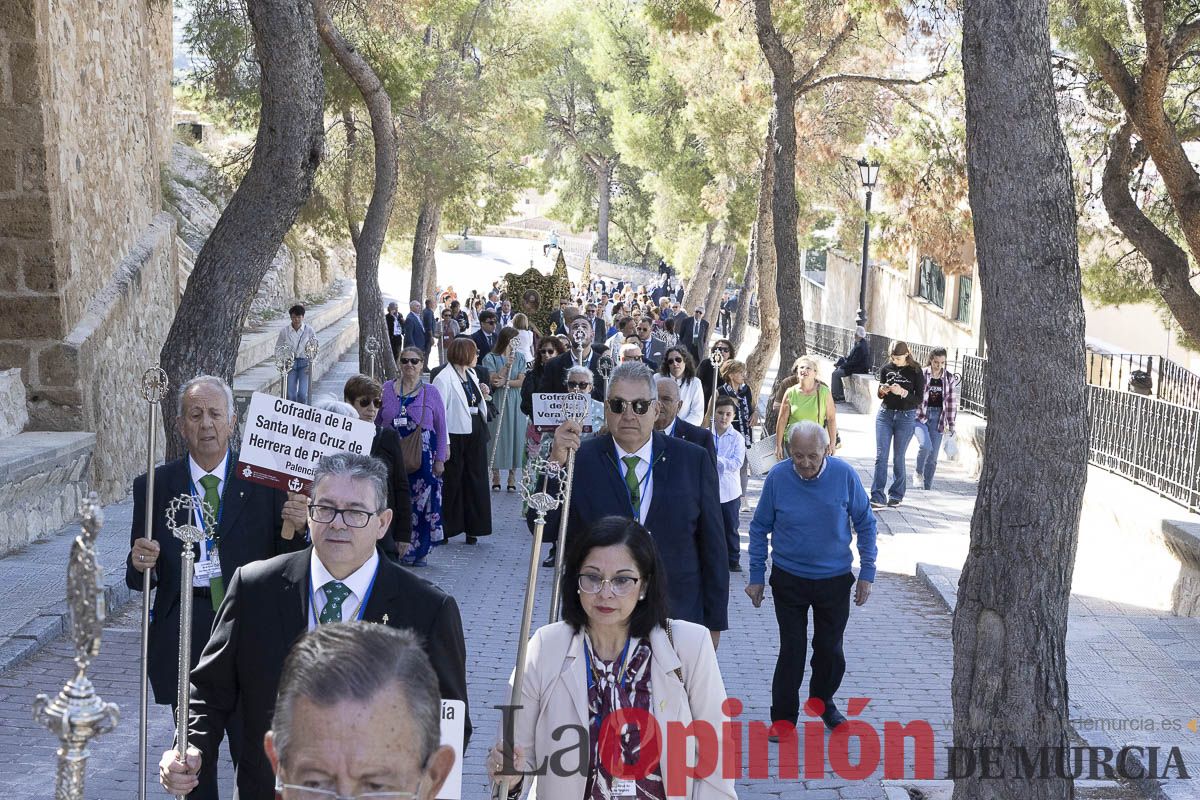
[0,352,1190,798]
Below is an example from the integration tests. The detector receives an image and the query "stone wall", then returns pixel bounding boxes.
[0,367,28,437]
[0,0,175,430]
[0,431,94,554]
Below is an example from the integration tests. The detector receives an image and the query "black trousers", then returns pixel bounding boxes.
[721,498,741,566]
[769,567,854,724]
[443,416,492,538]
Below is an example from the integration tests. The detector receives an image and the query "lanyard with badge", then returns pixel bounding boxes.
[188,456,232,607]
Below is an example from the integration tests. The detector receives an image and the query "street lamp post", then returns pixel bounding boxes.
[856,157,880,328]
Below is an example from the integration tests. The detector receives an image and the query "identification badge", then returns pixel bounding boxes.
[194,552,222,583]
[394,415,406,430]
[611,778,637,797]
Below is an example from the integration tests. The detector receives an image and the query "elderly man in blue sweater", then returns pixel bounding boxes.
[746,420,877,731]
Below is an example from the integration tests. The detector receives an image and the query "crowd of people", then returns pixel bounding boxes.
[136,268,963,800]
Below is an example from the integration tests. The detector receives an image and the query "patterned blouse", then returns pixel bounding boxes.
[584,635,665,800]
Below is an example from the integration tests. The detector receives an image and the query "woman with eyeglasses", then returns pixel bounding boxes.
[483,327,529,493]
[660,346,705,426]
[487,516,735,800]
[435,308,460,367]
[433,337,493,545]
[332,378,413,563]
[773,356,837,461]
[377,347,449,566]
[696,338,735,421]
[520,335,568,462]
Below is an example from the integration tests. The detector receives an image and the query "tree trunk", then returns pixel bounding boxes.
[341,107,361,249]
[315,0,399,380]
[596,162,612,261]
[703,243,735,332]
[729,215,760,353]
[753,0,806,371]
[682,220,720,314]
[744,130,780,406]
[954,0,1088,795]
[1101,122,1200,345]
[159,0,324,457]
[411,192,442,303]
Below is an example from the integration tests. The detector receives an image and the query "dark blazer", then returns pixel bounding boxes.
[403,311,427,351]
[670,417,717,468]
[640,336,667,370]
[371,427,414,556]
[590,316,607,344]
[541,346,610,404]
[385,312,404,343]
[546,432,728,630]
[421,307,436,348]
[837,338,873,374]
[188,547,471,799]
[470,328,497,363]
[677,316,710,362]
[125,455,305,705]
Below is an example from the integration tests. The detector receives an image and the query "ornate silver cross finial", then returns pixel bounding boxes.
[365,336,381,355]
[166,494,215,548]
[521,457,567,524]
[140,367,169,403]
[304,336,320,361]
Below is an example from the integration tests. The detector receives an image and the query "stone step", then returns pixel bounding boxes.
[234,282,357,374]
[0,431,96,556]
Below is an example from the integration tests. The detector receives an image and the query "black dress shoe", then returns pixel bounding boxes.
[821,705,847,730]
[542,551,556,568]
[466,536,478,545]
[728,562,742,572]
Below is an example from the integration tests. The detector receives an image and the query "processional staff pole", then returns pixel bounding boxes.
[137,367,169,800]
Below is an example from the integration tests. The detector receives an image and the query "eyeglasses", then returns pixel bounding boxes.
[398,358,422,365]
[713,346,731,353]
[606,398,654,415]
[539,349,558,356]
[796,367,812,373]
[578,573,641,596]
[275,779,418,800]
[666,357,684,365]
[308,505,378,528]
[567,381,592,391]
[354,397,383,408]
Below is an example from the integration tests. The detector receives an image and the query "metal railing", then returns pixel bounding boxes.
[959,354,986,416]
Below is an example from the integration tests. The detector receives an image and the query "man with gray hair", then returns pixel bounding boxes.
[160,451,469,799]
[128,374,308,800]
[265,623,457,800]
[746,420,877,732]
[548,360,728,645]
[831,325,873,402]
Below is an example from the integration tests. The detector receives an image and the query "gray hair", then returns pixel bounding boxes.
[314,398,358,418]
[566,365,594,384]
[271,623,441,769]
[410,300,422,312]
[607,360,656,399]
[313,451,388,513]
[788,420,830,449]
[177,375,235,422]
[854,326,867,339]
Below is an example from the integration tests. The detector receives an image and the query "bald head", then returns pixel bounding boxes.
[788,420,829,478]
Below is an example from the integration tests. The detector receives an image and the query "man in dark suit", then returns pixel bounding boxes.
[385,301,404,361]
[677,306,710,363]
[421,299,437,369]
[402,300,426,354]
[548,361,728,645]
[160,452,470,800]
[470,309,499,363]
[653,374,717,467]
[548,298,569,335]
[584,302,607,343]
[128,375,308,800]
[533,314,610,410]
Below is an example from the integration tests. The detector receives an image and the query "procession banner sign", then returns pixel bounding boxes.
[532,392,593,433]
[437,699,466,799]
[235,392,376,494]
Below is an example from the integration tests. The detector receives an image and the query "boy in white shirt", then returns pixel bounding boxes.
[714,396,747,571]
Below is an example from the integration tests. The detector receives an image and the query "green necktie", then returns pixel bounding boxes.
[198,474,224,611]
[319,581,352,624]
[622,455,642,517]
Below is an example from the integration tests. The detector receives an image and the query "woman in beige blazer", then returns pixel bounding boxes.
[488,517,737,799]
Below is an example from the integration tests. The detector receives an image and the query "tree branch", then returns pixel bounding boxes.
[800,69,947,97]
[792,16,856,93]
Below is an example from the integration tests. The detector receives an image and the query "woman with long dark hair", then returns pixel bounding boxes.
[660,346,704,425]
[870,340,925,509]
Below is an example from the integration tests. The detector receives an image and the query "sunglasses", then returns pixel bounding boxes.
[355,397,382,408]
[399,357,422,365]
[713,346,731,353]
[666,357,684,365]
[567,381,591,391]
[607,398,654,415]
[540,349,558,356]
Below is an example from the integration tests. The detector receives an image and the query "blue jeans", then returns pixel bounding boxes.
[287,357,311,403]
[871,408,916,503]
[915,408,944,490]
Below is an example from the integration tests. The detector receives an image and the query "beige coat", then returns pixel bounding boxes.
[503,620,737,799]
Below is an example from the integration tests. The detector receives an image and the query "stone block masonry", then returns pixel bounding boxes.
[0,367,29,437]
[0,430,94,554]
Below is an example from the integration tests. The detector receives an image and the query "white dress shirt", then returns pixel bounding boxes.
[275,322,316,359]
[308,549,380,630]
[188,453,228,586]
[714,426,746,503]
[614,437,654,525]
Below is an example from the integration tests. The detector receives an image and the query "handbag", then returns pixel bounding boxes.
[394,383,424,474]
[746,434,782,475]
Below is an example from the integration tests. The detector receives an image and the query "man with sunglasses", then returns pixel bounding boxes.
[542,314,610,404]
[547,361,728,647]
[635,320,667,370]
[161,451,469,800]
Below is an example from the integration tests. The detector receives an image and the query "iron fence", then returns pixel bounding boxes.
[959,355,986,416]
[1088,386,1200,512]
[1083,351,1200,410]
